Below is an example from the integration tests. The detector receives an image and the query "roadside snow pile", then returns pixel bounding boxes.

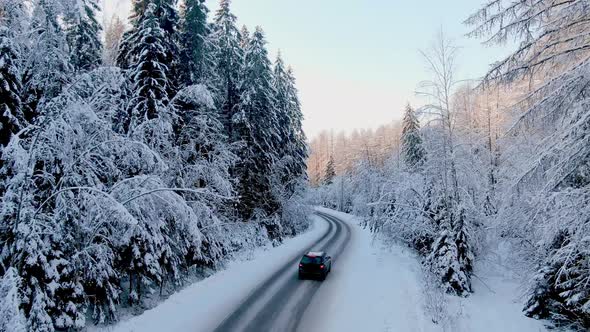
[88,217,328,332]
[314,208,546,332]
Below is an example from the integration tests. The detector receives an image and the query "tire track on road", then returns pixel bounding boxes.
[213,212,351,332]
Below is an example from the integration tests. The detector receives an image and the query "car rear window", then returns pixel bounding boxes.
[301,255,322,264]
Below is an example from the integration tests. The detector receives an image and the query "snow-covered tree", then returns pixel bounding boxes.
[64,0,102,72]
[0,0,309,329]
[272,54,308,194]
[127,3,170,129]
[23,0,72,118]
[239,25,249,50]
[468,0,590,327]
[119,0,181,95]
[323,155,336,185]
[211,0,242,137]
[103,15,125,66]
[0,26,24,147]
[179,0,215,88]
[0,268,27,332]
[416,32,475,296]
[287,69,308,184]
[425,201,473,296]
[401,103,425,170]
[234,26,280,219]
[168,84,237,261]
[170,85,236,197]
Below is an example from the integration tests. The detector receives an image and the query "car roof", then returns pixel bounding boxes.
[305,251,325,257]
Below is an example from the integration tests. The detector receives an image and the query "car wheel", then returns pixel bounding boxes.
[298,273,304,280]
[320,272,327,281]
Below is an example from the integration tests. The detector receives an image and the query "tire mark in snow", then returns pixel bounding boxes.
[242,218,343,331]
[212,212,351,332]
[288,212,352,332]
[248,212,351,332]
[213,214,336,331]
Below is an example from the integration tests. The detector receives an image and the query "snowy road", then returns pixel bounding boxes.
[213,211,352,332]
[92,208,546,332]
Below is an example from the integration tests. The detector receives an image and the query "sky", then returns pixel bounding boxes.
[103,0,514,138]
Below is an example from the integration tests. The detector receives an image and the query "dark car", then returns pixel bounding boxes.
[298,251,332,280]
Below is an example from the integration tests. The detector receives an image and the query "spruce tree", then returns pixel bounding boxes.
[118,0,180,95]
[286,67,308,181]
[234,26,280,218]
[324,155,336,185]
[272,53,291,161]
[65,0,102,72]
[426,194,474,296]
[155,0,181,95]
[0,26,24,147]
[272,54,308,194]
[239,25,250,49]
[401,103,425,170]
[211,0,242,138]
[128,3,170,128]
[179,0,217,90]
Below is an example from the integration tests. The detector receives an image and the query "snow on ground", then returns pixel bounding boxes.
[91,208,547,332]
[89,217,329,332]
[304,207,435,332]
[444,240,548,332]
[313,207,547,332]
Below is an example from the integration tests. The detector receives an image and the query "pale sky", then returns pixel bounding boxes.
[103,0,513,138]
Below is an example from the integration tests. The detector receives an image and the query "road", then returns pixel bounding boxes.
[213,211,352,332]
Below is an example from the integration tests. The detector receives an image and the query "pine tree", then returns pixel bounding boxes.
[234,26,280,218]
[211,0,243,138]
[0,26,24,147]
[65,0,102,72]
[324,155,336,185]
[401,103,425,170]
[127,3,170,129]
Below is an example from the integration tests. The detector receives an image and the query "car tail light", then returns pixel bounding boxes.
[299,264,303,267]
[320,265,325,269]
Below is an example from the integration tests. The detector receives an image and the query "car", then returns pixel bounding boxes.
[298,251,332,280]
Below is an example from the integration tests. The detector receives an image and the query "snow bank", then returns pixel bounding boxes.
[89,217,329,332]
